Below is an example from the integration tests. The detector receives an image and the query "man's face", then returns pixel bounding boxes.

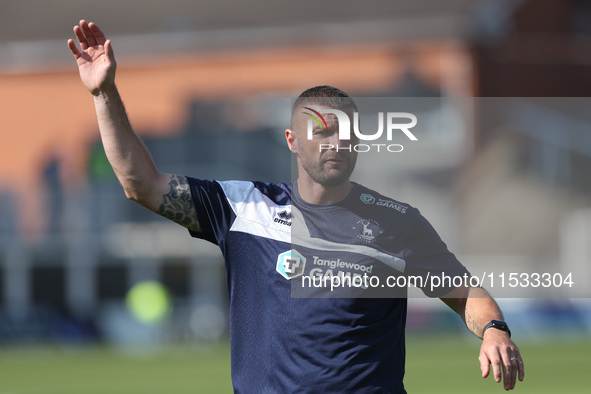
[288,105,358,187]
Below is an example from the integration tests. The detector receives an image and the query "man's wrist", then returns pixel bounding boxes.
[482,320,511,338]
[91,82,117,98]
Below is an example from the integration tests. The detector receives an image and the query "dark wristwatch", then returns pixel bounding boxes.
[482,320,511,338]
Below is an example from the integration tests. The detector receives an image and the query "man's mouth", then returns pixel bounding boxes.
[324,157,345,164]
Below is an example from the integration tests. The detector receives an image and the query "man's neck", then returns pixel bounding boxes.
[296,178,353,205]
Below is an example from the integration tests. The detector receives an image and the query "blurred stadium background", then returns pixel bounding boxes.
[1,0,590,392]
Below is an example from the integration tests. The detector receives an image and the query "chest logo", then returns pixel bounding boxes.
[276,249,307,280]
[360,193,375,204]
[353,219,383,243]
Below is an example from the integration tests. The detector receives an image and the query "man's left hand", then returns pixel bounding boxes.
[479,328,524,390]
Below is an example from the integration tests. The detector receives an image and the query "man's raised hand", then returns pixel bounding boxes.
[67,20,116,95]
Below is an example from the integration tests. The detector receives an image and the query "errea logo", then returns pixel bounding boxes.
[274,210,293,226]
[276,249,306,280]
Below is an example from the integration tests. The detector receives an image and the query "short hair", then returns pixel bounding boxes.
[290,85,357,130]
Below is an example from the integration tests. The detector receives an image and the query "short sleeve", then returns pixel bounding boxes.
[403,208,470,298]
[187,177,235,245]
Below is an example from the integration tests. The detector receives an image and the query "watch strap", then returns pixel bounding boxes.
[482,320,511,338]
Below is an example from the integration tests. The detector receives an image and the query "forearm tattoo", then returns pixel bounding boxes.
[466,313,479,336]
[158,175,201,232]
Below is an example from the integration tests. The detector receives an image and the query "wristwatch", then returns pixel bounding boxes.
[482,320,511,338]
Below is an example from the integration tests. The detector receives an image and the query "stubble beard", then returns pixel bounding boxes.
[300,153,357,187]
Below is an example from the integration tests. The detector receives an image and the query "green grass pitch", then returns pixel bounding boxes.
[0,336,588,393]
[405,335,589,393]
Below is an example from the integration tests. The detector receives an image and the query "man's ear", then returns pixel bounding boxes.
[285,129,297,153]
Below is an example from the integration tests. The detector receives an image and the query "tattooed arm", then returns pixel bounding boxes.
[441,287,524,390]
[157,174,201,232]
[91,85,201,232]
[69,21,200,232]
[441,286,503,338]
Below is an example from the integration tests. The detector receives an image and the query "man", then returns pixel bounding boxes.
[68,20,524,392]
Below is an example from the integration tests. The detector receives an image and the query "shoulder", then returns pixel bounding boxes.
[251,181,292,205]
[189,178,291,205]
[350,183,415,216]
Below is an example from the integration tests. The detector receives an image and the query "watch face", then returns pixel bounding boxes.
[492,320,508,330]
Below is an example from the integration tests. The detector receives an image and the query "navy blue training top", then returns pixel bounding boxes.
[188,178,469,393]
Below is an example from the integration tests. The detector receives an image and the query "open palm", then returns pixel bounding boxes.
[68,20,116,95]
